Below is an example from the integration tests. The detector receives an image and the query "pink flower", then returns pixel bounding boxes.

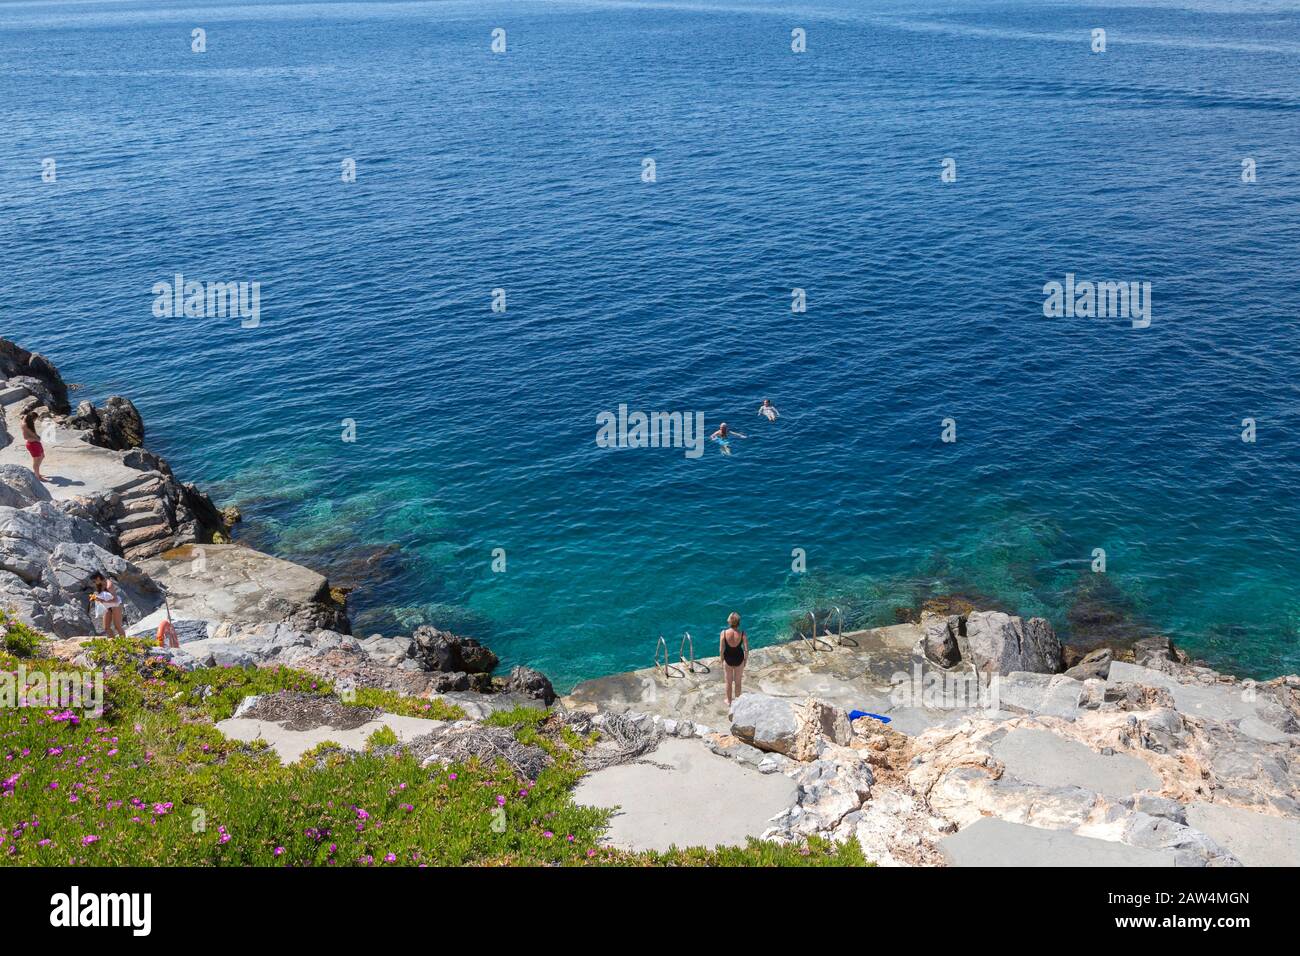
[496,795,506,807]
[274,847,284,856]
[384,853,396,862]
[81,835,99,846]
[543,831,554,839]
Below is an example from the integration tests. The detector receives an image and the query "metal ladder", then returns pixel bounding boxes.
[801,605,855,650]
[655,631,710,677]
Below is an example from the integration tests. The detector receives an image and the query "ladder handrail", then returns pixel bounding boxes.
[655,634,684,678]
[831,604,860,647]
[680,630,710,674]
[804,610,833,651]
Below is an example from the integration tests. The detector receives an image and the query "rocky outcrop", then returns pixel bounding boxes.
[0,464,50,509]
[410,626,499,674]
[729,693,853,761]
[964,611,1061,675]
[0,340,70,414]
[1064,647,1113,681]
[919,609,1061,676]
[921,614,962,668]
[0,478,163,636]
[504,665,557,705]
[68,397,145,450]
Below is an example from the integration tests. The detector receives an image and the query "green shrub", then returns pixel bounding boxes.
[0,612,43,657]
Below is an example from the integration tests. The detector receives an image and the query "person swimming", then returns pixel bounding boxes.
[757,399,779,422]
[709,422,746,455]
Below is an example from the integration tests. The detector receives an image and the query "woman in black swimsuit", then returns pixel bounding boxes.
[720,612,749,705]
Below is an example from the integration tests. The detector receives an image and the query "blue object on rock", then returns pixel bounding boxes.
[849,710,891,723]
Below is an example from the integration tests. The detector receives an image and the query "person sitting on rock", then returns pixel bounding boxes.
[719,612,749,705]
[91,572,126,637]
[20,411,46,482]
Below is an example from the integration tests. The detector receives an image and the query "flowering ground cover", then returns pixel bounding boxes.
[0,638,865,867]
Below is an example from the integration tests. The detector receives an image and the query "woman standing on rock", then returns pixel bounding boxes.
[20,411,45,482]
[720,612,749,705]
[92,572,126,637]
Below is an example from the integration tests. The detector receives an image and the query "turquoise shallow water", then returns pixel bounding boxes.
[3,0,1298,688]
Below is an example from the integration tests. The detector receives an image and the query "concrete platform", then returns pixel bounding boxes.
[564,624,991,737]
[571,737,797,852]
[1185,803,1300,867]
[0,400,147,501]
[941,818,1178,867]
[992,728,1161,799]
[216,712,446,764]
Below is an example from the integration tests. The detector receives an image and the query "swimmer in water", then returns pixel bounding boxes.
[710,422,746,455]
[757,399,779,422]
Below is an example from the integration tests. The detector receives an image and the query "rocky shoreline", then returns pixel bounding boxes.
[3,336,1297,865]
[562,610,1300,865]
[0,338,553,710]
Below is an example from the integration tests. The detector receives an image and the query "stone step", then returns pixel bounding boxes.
[114,469,163,494]
[122,495,165,514]
[116,510,166,532]
[118,478,165,502]
[124,538,175,562]
[118,522,174,549]
[0,385,31,406]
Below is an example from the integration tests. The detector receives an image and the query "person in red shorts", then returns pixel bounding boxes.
[20,411,46,482]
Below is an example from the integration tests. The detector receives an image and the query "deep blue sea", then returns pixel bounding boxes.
[2,0,1298,688]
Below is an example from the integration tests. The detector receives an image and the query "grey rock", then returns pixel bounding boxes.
[68,396,145,450]
[410,626,499,674]
[503,665,556,705]
[360,635,414,668]
[1065,647,1113,681]
[194,643,257,668]
[922,614,963,668]
[0,464,50,509]
[0,501,161,635]
[1131,794,1187,823]
[1133,635,1178,668]
[964,611,1061,676]
[729,693,799,755]
[1123,812,1239,867]
[0,340,71,413]
[997,671,1084,718]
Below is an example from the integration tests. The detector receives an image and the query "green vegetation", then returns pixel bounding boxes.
[0,635,869,867]
[0,611,41,658]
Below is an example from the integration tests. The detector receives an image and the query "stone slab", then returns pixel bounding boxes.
[1185,802,1300,867]
[992,728,1160,799]
[942,818,1178,866]
[571,737,797,852]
